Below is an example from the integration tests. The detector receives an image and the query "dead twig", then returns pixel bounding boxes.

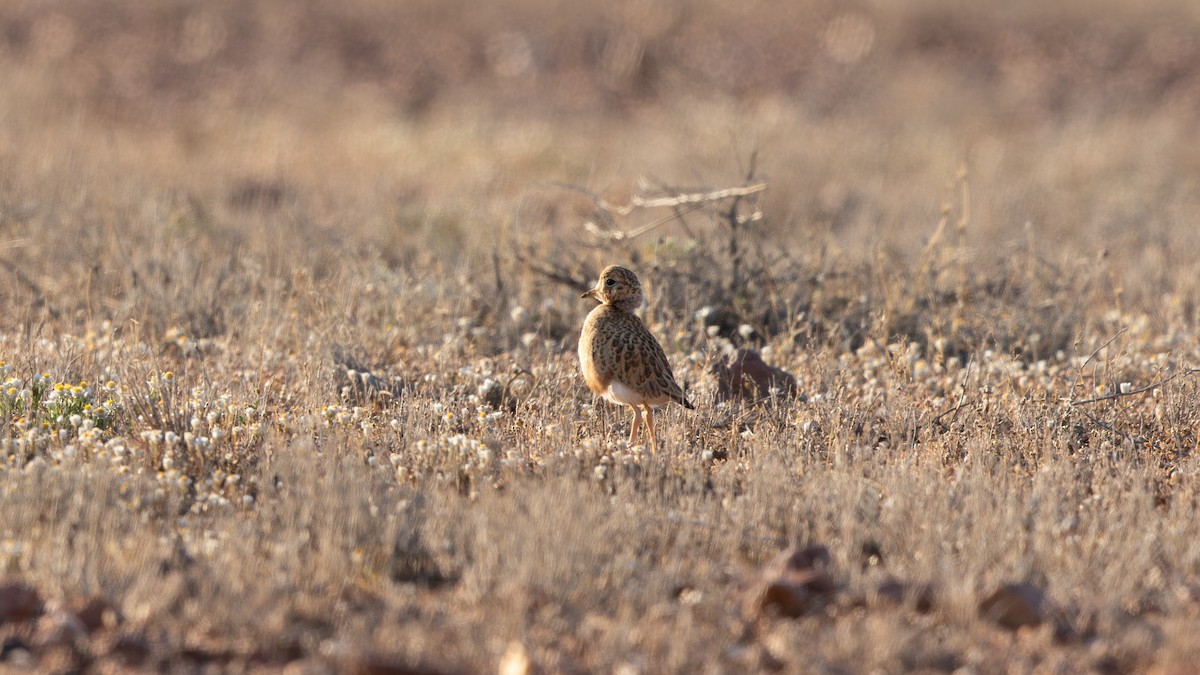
[1065,327,1127,401]
[723,152,761,297]
[1070,367,1199,406]
[931,353,976,428]
[0,255,60,319]
[550,179,767,242]
[1066,367,1198,453]
[1074,407,1149,449]
[1080,327,1127,369]
[552,180,767,217]
[583,202,710,241]
[513,251,591,293]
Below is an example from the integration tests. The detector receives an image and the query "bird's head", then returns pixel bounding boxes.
[581,265,644,312]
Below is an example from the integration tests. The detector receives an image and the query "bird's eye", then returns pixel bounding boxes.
[605,278,615,287]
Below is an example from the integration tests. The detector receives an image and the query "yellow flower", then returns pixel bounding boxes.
[163,371,175,381]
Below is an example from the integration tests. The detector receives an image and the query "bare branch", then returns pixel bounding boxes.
[0,255,60,318]
[931,353,976,427]
[584,201,708,241]
[1070,367,1199,406]
[558,180,768,242]
[514,251,592,293]
[1074,407,1149,449]
[628,183,767,211]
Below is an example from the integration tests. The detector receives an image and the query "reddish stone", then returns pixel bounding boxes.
[978,582,1046,630]
[711,349,797,402]
[74,596,121,633]
[873,577,935,612]
[0,582,42,624]
[745,545,837,619]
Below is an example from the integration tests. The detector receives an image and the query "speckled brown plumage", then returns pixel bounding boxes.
[579,265,694,452]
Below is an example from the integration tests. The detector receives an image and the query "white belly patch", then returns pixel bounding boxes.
[603,381,646,406]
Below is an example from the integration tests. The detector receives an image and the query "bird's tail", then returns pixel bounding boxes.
[675,391,696,410]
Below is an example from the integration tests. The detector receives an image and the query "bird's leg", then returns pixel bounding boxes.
[628,405,642,447]
[644,404,657,453]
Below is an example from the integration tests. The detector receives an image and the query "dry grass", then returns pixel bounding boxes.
[3,0,1200,672]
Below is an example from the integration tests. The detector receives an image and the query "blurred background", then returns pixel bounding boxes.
[6,0,1200,125]
[2,0,1200,305]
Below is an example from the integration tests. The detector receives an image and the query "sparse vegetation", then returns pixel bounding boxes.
[4,0,1200,672]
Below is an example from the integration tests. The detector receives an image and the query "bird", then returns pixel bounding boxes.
[578,265,694,452]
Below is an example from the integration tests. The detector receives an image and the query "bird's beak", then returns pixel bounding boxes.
[581,288,599,300]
